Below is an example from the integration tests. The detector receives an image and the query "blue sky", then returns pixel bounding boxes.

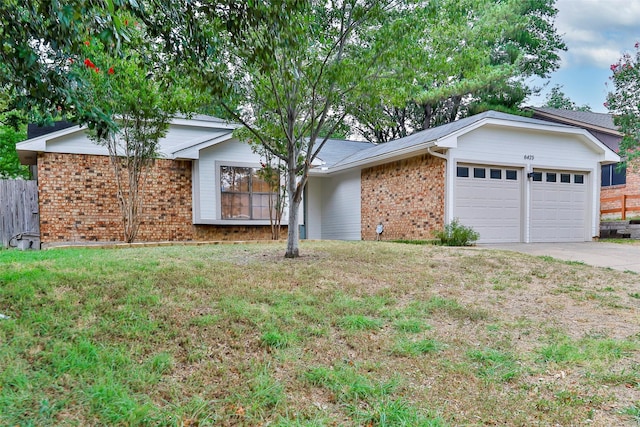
[527,0,640,113]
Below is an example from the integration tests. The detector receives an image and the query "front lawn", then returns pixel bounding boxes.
[2,241,640,426]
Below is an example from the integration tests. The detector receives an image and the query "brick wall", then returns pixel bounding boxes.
[601,161,640,220]
[37,153,276,244]
[361,154,445,240]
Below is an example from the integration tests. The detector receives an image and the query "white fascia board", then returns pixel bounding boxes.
[169,116,241,130]
[169,132,236,159]
[308,141,437,176]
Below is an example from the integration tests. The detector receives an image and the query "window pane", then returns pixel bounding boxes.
[221,166,250,192]
[222,193,250,219]
[574,174,584,184]
[252,193,273,220]
[612,164,626,186]
[252,170,272,193]
[490,169,501,179]
[601,165,611,186]
[532,172,542,181]
[546,173,556,182]
[457,166,469,177]
[506,170,517,180]
[561,173,571,183]
[474,168,486,178]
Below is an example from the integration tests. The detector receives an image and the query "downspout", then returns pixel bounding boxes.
[427,146,450,229]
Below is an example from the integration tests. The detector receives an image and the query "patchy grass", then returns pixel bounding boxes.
[2,241,640,425]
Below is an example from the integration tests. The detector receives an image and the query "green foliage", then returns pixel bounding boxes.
[349,0,566,142]
[0,0,144,126]
[434,219,480,246]
[543,85,591,111]
[0,113,29,179]
[606,43,640,166]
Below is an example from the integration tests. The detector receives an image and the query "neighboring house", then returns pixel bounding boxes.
[529,107,636,219]
[17,110,618,246]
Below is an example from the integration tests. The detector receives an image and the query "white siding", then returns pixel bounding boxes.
[306,177,323,239]
[453,126,599,169]
[319,170,361,240]
[47,132,109,156]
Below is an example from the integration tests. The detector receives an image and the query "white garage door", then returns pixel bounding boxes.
[455,164,522,243]
[530,170,588,242]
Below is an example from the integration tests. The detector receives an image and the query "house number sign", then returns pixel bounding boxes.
[523,154,535,160]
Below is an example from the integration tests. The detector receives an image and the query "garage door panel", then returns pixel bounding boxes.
[455,165,522,243]
[530,170,587,243]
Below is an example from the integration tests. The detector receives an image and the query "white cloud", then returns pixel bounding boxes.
[555,0,640,69]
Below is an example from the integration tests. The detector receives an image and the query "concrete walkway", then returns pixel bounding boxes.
[479,242,640,273]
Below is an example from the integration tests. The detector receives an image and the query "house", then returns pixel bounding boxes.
[17,111,618,246]
[529,107,637,219]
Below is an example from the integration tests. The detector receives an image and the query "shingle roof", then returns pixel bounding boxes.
[322,110,575,170]
[314,138,373,167]
[530,107,618,131]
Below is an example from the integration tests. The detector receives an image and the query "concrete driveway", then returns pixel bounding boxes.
[479,242,640,273]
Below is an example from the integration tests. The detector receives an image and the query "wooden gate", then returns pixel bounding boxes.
[0,180,40,248]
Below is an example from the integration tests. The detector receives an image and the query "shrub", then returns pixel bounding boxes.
[434,218,479,246]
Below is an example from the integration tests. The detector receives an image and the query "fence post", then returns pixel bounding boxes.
[622,194,627,220]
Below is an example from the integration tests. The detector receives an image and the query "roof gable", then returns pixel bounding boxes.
[17,115,238,164]
[316,110,617,173]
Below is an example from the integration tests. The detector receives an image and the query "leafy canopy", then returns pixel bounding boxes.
[606,42,640,165]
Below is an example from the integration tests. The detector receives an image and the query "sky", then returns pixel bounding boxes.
[527,0,640,113]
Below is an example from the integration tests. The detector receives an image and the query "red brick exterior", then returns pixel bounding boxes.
[37,153,276,244]
[601,161,640,220]
[361,154,445,240]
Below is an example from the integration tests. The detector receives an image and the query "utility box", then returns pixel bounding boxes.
[15,233,41,250]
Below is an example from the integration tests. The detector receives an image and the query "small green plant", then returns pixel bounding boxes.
[338,315,383,331]
[434,218,479,246]
[391,338,444,357]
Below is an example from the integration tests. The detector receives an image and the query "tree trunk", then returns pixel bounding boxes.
[284,168,300,258]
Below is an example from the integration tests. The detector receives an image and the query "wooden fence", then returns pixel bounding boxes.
[0,180,40,248]
[601,194,640,220]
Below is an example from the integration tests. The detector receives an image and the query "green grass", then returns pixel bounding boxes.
[2,241,640,426]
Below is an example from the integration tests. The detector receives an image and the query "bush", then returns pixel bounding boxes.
[434,218,479,246]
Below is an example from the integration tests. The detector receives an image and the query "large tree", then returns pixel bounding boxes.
[0,0,144,128]
[606,42,640,164]
[191,0,402,257]
[348,0,566,142]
